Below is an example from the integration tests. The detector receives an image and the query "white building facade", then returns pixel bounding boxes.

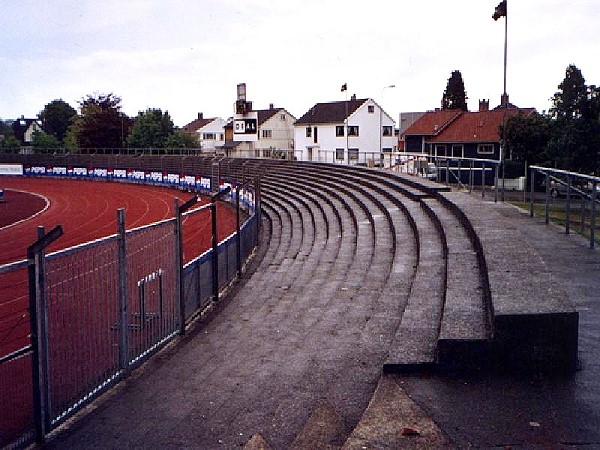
[198,117,227,151]
[182,113,226,152]
[221,106,296,160]
[294,98,396,165]
[254,107,296,159]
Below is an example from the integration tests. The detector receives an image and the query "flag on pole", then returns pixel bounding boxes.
[341,83,347,92]
[492,0,507,20]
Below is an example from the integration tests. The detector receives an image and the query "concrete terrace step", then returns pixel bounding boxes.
[384,199,446,371]
[241,177,366,327]
[440,192,579,372]
[262,188,315,262]
[423,197,492,369]
[261,183,335,296]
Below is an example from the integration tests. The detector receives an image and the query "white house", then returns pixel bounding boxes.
[221,105,296,159]
[294,98,396,165]
[182,113,227,151]
[11,117,44,146]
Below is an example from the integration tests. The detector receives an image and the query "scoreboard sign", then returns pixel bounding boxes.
[233,111,258,142]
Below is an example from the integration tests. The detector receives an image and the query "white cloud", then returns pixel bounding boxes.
[1,0,600,126]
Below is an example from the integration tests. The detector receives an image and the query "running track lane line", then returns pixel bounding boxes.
[0,188,50,233]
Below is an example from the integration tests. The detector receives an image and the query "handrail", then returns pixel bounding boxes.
[529,165,598,248]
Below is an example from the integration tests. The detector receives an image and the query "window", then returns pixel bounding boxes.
[368,105,375,113]
[382,147,392,153]
[435,145,447,157]
[348,126,359,136]
[451,144,464,158]
[280,114,286,121]
[219,133,224,141]
[336,148,344,160]
[202,133,216,140]
[477,144,494,155]
[262,129,272,138]
[313,127,318,144]
[382,126,392,136]
[348,148,359,160]
[306,127,312,138]
[336,125,345,137]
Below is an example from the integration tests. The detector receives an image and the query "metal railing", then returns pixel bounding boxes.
[0,170,259,448]
[529,166,599,249]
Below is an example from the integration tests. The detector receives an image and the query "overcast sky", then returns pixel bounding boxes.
[1,0,598,127]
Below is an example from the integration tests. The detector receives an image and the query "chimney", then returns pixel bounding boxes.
[351,94,356,101]
[198,112,203,120]
[478,99,489,112]
[269,103,274,110]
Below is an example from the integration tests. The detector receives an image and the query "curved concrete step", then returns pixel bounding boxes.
[384,199,447,371]
[423,198,492,369]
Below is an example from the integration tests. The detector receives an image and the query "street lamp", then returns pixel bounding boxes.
[380,85,395,155]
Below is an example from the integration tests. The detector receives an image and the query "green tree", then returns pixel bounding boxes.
[127,108,175,148]
[0,120,20,148]
[63,121,81,152]
[441,70,468,111]
[75,93,127,149]
[38,99,77,142]
[550,64,588,120]
[502,112,551,164]
[165,130,200,149]
[31,130,62,151]
[546,65,600,173]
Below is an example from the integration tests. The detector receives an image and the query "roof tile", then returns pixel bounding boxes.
[295,99,367,125]
[429,108,534,143]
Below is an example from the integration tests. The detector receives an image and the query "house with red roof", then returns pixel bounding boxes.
[182,113,227,151]
[402,101,535,160]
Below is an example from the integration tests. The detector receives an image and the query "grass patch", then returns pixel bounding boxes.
[511,200,600,245]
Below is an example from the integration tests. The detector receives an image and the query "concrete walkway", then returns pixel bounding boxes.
[40,193,600,449]
[383,197,600,448]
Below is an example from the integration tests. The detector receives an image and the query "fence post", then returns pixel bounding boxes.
[236,185,242,278]
[494,162,499,203]
[210,202,219,301]
[581,199,586,235]
[255,177,261,242]
[566,176,572,235]
[175,195,199,333]
[591,181,597,249]
[116,208,129,372]
[28,225,63,444]
[530,169,535,218]
[174,198,185,335]
[545,172,550,225]
[445,160,449,186]
[481,161,486,198]
[469,160,474,193]
[211,161,219,193]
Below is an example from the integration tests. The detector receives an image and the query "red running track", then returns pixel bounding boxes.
[0,177,237,355]
[0,177,238,443]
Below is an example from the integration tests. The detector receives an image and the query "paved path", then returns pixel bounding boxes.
[41,192,600,449]
[393,198,600,448]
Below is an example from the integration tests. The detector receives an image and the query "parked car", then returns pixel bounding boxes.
[424,162,437,180]
[550,180,586,198]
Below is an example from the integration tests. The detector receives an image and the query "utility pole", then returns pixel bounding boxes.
[493,0,509,200]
